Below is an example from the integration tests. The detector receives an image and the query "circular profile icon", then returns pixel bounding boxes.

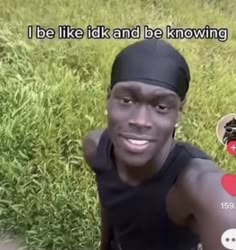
[216,113,236,155]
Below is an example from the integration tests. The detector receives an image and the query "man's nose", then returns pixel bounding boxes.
[128,105,152,129]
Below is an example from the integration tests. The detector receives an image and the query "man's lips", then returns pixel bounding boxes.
[119,133,156,153]
[120,137,150,153]
[120,132,156,142]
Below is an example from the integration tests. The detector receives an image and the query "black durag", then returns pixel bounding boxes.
[110,39,190,101]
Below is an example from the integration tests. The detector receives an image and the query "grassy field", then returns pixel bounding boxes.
[0,0,236,249]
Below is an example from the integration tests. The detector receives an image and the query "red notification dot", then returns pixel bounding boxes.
[226,141,236,155]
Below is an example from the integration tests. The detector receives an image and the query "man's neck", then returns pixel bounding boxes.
[115,138,175,186]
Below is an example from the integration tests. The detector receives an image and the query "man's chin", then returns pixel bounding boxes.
[117,152,151,169]
[112,140,157,168]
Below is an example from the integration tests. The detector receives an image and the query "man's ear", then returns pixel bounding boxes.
[176,110,182,126]
[107,87,111,100]
[106,89,111,114]
[177,98,186,124]
[180,98,187,112]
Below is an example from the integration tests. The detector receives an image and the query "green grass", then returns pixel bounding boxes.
[0,0,236,249]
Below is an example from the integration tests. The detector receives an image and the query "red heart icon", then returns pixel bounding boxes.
[221,174,236,196]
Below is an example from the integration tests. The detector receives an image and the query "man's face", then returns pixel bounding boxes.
[106,81,182,168]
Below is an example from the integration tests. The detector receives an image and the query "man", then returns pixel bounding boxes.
[82,39,236,250]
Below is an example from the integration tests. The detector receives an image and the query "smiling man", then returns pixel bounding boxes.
[82,39,236,250]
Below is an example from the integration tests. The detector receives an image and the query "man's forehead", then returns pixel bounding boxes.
[112,81,179,97]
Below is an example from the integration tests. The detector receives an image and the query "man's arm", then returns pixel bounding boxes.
[179,159,236,250]
[82,129,114,250]
[82,129,104,168]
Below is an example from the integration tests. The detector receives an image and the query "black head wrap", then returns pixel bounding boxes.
[110,39,190,101]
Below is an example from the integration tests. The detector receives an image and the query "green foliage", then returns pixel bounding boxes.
[0,0,235,249]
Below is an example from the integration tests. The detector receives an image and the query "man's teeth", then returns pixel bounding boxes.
[127,139,149,145]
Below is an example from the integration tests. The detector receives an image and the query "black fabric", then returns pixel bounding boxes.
[93,129,211,250]
[110,39,190,101]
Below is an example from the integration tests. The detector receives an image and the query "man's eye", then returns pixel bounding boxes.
[156,104,168,111]
[121,97,133,104]
[157,104,167,109]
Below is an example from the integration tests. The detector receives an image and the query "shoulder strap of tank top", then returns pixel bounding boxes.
[158,142,211,188]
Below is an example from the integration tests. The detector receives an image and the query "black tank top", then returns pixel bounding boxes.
[92,129,211,250]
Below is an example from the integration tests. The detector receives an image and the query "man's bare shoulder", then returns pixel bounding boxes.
[169,158,222,214]
[176,158,223,193]
[83,128,105,145]
[82,128,105,168]
[175,157,230,215]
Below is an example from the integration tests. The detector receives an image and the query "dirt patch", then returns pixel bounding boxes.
[0,235,25,250]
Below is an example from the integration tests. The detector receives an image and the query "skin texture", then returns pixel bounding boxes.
[82,81,236,250]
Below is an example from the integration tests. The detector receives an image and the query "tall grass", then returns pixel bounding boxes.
[0,0,235,249]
